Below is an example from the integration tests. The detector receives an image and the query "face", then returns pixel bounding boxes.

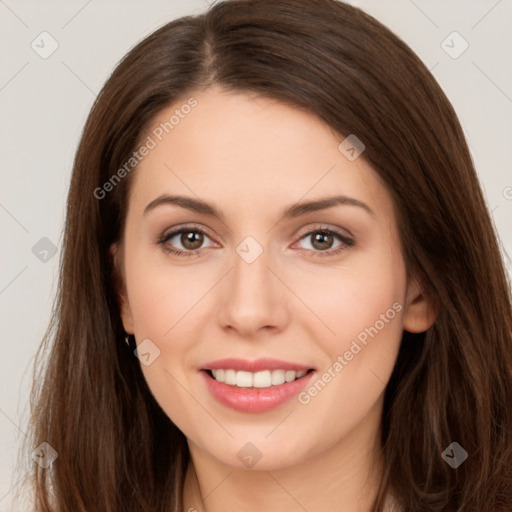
[113,85,433,471]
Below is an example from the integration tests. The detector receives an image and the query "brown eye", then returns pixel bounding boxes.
[158,226,217,256]
[180,230,204,250]
[294,227,354,258]
[310,231,334,251]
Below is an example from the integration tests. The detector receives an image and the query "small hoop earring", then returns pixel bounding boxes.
[124,334,132,346]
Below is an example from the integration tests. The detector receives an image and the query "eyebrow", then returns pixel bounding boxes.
[143,194,375,219]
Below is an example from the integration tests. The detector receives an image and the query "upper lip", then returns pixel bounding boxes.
[200,358,314,373]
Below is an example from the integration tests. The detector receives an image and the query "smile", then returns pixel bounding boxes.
[200,358,316,413]
[208,369,309,388]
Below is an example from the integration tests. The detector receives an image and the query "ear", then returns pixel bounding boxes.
[402,274,438,333]
[110,242,134,334]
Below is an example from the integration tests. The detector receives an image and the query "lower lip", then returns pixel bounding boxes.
[201,370,315,413]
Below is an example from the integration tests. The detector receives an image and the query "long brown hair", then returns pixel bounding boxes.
[19,0,512,510]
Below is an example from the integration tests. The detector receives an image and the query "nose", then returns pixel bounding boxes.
[216,245,290,338]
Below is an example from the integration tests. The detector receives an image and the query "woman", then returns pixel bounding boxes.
[21,0,512,510]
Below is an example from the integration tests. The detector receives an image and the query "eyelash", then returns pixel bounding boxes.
[157,224,354,259]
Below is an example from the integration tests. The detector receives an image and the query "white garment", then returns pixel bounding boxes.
[383,493,403,511]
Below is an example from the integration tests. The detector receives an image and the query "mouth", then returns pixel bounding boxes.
[199,358,316,413]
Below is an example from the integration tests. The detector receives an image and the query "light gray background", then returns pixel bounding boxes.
[1,0,511,509]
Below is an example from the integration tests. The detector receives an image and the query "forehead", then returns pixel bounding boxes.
[128,86,391,220]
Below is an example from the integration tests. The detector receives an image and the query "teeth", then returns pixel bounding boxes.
[236,371,253,388]
[225,369,236,385]
[285,370,296,382]
[253,370,271,388]
[209,369,309,388]
[271,369,285,385]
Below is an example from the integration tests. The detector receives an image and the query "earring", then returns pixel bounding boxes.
[124,334,132,346]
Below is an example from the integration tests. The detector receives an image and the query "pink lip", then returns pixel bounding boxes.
[200,358,313,373]
[199,360,316,413]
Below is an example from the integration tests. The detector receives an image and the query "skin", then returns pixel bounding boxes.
[113,85,435,512]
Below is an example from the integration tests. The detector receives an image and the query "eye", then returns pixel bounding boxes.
[157,224,354,258]
[294,227,354,257]
[157,226,217,256]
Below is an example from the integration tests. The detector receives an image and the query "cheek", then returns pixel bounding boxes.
[123,252,211,433]
[124,245,209,337]
[290,246,407,354]
[289,243,406,416]
[290,248,406,438]
[124,250,216,400]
